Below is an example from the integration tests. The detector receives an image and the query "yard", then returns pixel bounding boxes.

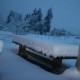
[0,31,80,80]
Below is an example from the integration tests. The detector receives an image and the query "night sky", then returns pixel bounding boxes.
[0,0,80,35]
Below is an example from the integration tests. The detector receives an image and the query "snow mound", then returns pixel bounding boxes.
[62,67,80,80]
[0,31,14,42]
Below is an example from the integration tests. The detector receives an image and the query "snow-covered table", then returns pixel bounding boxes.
[13,34,79,72]
[0,40,4,54]
[13,34,79,58]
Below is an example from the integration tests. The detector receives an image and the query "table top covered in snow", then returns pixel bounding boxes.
[13,34,79,58]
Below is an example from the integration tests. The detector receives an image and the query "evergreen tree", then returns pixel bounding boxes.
[6,10,22,23]
[6,10,22,34]
[17,14,22,22]
[44,8,53,32]
[34,22,43,34]
[0,25,3,30]
[24,13,30,21]
[28,8,38,31]
[35,8,43,34]
[6,10,14,23]
[50,28,67,36]
[32,8,38,16]
[37,8,42,22]
[60,28,66,36]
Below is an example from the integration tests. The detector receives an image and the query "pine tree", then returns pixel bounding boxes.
[24,8,43,34]
[6,10,14,23]
[36,8,43,34]
[6,10,22,23]
[28,8,38,32]
[24,13,30,21]
[6,10,23,34]
[44,8,53,32]
[37,8,42,22]
[32,8,38,16]
[18,14,22,22]
[0,25,3,30]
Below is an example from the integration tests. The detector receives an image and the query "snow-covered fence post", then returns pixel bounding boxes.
[76,45,80,71]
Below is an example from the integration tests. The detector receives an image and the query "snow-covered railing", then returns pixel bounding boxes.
[13,34,79,58]
[0,40,4,54]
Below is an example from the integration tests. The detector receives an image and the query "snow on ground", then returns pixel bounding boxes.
[0,31,14,43]
[0,32,65,80]
[13,34,79,58]
[0,31,80,80]
[62,67,80,80]
[0,31,13,35]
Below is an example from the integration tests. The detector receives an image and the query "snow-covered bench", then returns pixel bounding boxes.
[13,34,79,72]
[0,40,4,54]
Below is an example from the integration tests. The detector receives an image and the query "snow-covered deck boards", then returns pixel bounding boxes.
[13,34,79,58]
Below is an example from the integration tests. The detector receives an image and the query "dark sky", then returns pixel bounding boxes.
[0,0,80,35]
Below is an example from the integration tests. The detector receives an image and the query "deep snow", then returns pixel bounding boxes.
[0,31,80,80]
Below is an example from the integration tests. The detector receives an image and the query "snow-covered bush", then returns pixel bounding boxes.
[43,8,53,33]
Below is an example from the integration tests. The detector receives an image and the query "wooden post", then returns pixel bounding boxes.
[18,45,23,55]
[21,46,26,55]
[52,57,62,72]
[76,45,80,71]
[18,45,26,57]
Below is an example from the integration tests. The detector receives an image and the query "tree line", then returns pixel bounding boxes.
[0,8,73,36]
[5,8,53,35]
